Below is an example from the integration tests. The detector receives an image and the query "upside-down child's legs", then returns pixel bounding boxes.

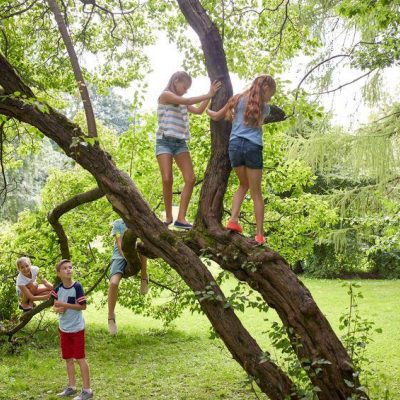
[157,154,174,223]
[140,254,148,280]
[108,273,122,320]
[65,358,76,388]
[139,254,149,295]
[246,168,264,237]
[231,166,249,221]
[76,358,90,390]
[175,152,195,223]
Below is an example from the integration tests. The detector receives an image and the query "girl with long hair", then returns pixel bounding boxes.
[207,75,276,244]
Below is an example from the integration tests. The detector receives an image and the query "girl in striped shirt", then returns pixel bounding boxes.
[156,71,220,230]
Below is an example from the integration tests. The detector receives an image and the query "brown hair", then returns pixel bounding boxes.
[56,259,71,272]
[225,75,276,127]
[164,71,192,94]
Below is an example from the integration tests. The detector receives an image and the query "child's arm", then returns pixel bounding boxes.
[187,81,222,115]
[37,273,54,290]
[159,81,221,106]
[207,103,229,121]
[54,300,87,311]
[53,305,65,313]
[19,285,50,301]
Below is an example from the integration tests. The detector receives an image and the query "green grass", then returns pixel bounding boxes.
[0,278,399,399]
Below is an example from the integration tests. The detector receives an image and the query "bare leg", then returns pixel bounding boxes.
[140,254,148,279]
[230,166,249,222]
[107,273,122,320]
[76,358,91,390]
[174,151,195,223]
[246,168,264,237]
[139,254,149,295]
[34,284,52,296]
[157,153,174,222]
[66,358,76,388]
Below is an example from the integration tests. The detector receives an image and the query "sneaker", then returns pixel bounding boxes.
[18,304,33,312]
[226,219,243,233]
[254,235,266,245]
[173,220,193,230]
[140,277,149,295]
[163,219,173,227]
[57,386,77,397]
[73,389,93,400]
[108,317,117,336]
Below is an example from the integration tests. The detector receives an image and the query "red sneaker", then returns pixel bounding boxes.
[254,235,266,245]
[226,220,243,233]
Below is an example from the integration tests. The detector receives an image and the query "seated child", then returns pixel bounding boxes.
[16,256,53,311]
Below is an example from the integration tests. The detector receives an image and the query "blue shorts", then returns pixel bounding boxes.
[156,137,189,157]
[228,137,263,169]
[110,258,127,278]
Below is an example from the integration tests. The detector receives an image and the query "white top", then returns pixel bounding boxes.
[16,265,39,295]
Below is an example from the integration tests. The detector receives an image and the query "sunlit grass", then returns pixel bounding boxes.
[0,278,399,399]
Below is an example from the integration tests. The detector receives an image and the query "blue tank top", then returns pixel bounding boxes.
[230,97,270,146]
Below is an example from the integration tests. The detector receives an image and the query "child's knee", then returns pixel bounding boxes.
[108,280,119,290]
[161,174,173,186]
[185,173,196,186]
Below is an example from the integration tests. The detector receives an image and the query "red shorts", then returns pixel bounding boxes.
[59,329,85,359]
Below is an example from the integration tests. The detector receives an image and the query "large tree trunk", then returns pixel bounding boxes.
[177,1,366,399]
[0,55,298,400]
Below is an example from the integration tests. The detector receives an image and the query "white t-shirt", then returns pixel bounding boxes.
[16,265,39,295]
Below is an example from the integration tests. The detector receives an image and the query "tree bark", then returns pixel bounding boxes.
[47,0,98,138]
[177,1,366,398]
[48,187,104,259]
[0,54,299,400]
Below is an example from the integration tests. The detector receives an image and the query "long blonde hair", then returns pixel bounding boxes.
[226,75,276,127]
[164,71,192,94]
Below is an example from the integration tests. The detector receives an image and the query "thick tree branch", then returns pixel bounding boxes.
[177,1,366,398]
[47,187,104,259]
[47,0,97,138]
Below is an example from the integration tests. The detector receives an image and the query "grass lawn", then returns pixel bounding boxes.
[0,278,399,399]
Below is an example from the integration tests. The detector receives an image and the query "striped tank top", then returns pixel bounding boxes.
[156,103,190,140]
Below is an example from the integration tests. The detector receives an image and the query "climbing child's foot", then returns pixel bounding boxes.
[254,235,266,245]
[140,277,149,295]
[174,220,193,230]
[108,316,117,336]
[163,219,173,227]
[226,219,243,233]
[19,303,33,312]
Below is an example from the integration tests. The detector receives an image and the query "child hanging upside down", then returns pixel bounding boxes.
[15,256,53,311]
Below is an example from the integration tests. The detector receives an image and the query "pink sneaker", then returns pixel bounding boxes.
[254,235,266,245]
[226,220,243,233]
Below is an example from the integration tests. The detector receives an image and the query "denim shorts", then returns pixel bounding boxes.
[155,136,189,157]
[109,258,126,278]
[228,137,263,169]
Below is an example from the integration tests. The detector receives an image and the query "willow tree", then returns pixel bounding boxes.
[0,0,383,398]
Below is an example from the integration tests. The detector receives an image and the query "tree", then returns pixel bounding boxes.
[3,0,397,397]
